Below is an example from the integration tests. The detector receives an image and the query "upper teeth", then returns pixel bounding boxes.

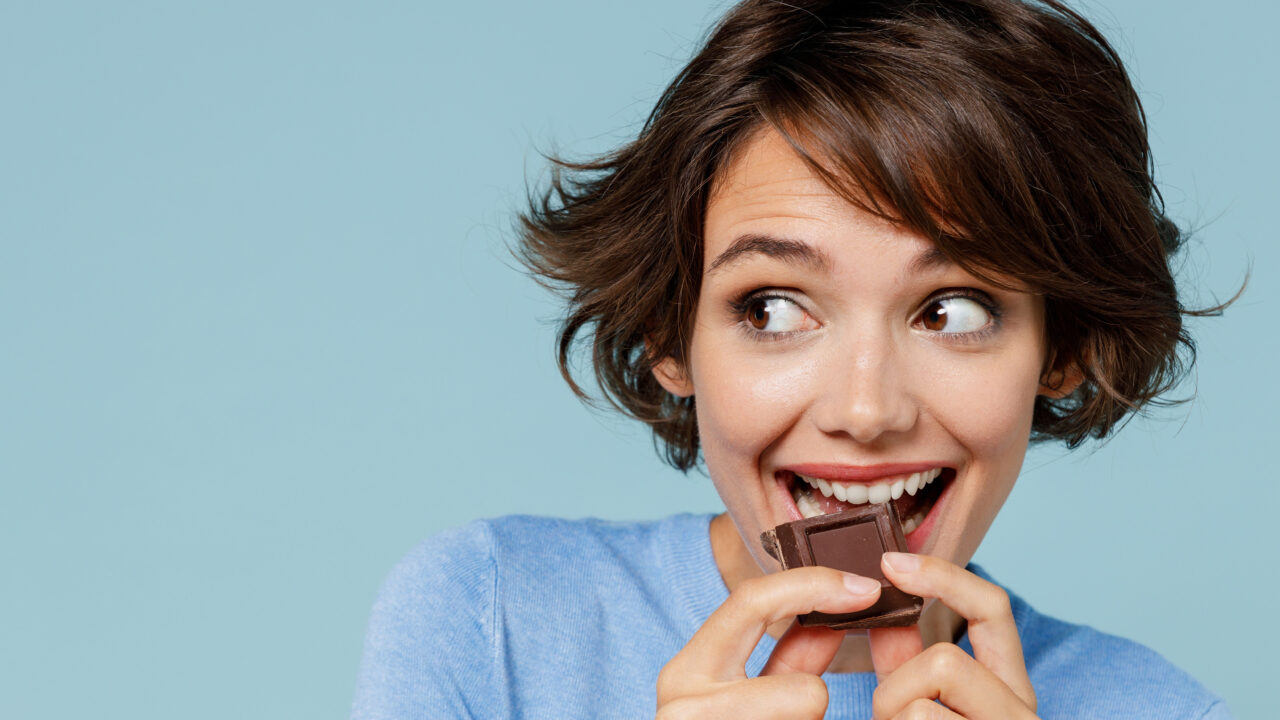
[797,468,943,505]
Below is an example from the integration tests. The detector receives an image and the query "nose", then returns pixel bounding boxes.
[811,338,919,444]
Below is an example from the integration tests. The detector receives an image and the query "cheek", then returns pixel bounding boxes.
[690,344,822,460]
[919,349,1042,461]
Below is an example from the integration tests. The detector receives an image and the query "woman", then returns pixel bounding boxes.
[353,0,1229,717]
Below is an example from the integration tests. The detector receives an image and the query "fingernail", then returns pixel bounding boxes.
[843,573,881,596]
[883,552,920,573]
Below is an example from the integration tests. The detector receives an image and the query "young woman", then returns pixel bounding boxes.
[353,1,1229,717]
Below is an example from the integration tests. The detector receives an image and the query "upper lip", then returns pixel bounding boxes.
[780,462,950,484]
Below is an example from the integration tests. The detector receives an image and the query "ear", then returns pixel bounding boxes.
[1037,361,1084,399]
[652,356,694,398]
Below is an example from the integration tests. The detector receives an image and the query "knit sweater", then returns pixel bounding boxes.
[352,513,1229,719]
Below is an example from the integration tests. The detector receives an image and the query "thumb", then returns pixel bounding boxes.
[867,625,924,682]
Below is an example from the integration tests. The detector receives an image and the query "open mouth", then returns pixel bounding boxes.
[783,467,956,534]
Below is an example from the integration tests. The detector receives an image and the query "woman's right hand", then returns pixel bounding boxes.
[655,566,883,719]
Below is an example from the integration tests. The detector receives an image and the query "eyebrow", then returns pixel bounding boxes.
[906,245,953,274]
[707,233,955,277]
[707,234,831,274]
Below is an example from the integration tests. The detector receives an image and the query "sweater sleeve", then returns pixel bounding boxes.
[350,522,500,720]
[1198,700,1234,719]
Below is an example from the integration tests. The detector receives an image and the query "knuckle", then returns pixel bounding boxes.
[655,696,700,720]
[984,585,1012,617]
[871,687,892,719]
[801,674,830,714]
[655,663,686,703]
[732,575,768,608]
[902,697,944,719]
[926,642,968,675]
[787,673,829,718]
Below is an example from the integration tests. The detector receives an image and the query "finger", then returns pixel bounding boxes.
[880,553,1033,707]
[867,625,924,681]
[872,643,1036,720]
[659,673,830,720]
[761,621,846,676]
[668,566,881,684]
[889,697,963,720]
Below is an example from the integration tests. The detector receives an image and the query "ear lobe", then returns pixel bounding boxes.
[1038,363,1084,399]
[652,356,694,398]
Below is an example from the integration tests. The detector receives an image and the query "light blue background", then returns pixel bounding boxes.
[1,1,1272,717]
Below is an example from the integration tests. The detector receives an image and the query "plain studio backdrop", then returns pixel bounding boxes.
[1,1,1273,717]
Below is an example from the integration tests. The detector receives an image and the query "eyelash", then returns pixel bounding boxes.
[728,288,1004,342]
[919,289,1004,343]
[729,290,810,342]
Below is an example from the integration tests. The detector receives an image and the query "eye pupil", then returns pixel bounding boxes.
[923,303,947,331]
[749,301,770,330]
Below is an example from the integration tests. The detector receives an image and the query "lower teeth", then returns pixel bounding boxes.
[901,511,925,534]
[795,487,823,518]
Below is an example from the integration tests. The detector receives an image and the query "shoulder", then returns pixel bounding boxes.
[379,519,499,605]
[358,515,653,640]
[482,513,680,568]
[367,513,675,598]
[476,513,704,615]
[364,520,501,650]
[974,568,1229,719]
[352,521,502,718]
[352,514,712,718]
[361,512,705,636]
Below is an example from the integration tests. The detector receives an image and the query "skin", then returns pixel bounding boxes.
[652,128,1079,719]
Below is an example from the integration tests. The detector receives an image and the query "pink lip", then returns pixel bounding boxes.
[905,477,954,553]
[781,462,950,484]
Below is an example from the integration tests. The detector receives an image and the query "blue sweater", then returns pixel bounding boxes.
[351,514,1229,719]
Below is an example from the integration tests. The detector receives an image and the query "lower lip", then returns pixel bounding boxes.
[776,474,805,522]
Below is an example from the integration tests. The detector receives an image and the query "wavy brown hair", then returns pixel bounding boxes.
[518,0,1216,471]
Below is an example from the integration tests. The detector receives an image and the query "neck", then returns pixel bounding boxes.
[709,512,964,674]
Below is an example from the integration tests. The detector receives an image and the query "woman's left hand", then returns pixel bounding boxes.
[867,552,1039,719]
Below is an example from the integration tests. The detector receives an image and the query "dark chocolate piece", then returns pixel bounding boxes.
[761,503,923,629]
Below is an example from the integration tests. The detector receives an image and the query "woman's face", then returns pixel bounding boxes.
[657,129,1054,572]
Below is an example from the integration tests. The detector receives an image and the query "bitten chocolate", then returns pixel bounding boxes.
[760,503,923,629]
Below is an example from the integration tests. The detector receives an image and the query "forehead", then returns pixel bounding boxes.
[704,128,933,267]
[707,129,844,225]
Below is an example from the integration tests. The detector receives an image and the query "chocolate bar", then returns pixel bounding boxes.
[760,503,923,629]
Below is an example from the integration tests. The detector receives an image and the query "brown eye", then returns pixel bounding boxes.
[738,295,817,335]
[918,296,991,334]
[747,299,770,330]
[921,301,948,331]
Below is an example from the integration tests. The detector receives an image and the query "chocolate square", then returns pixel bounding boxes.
[760,503,923,629]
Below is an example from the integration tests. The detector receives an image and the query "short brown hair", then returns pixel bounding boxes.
[518,0,1211,471]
